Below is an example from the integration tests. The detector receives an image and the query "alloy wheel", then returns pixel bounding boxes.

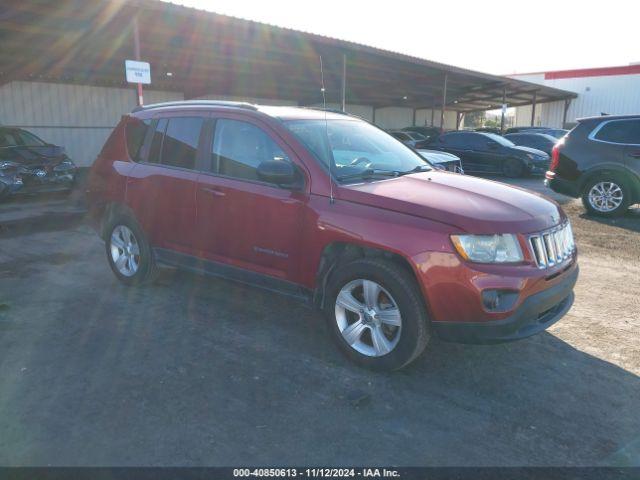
[110,225,140,277]
[588,181,624,213]
[334,279,402,357]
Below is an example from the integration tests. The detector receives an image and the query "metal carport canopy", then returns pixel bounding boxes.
[0,0,576,112]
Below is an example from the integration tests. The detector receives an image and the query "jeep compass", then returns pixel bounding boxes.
[87,101,578,371]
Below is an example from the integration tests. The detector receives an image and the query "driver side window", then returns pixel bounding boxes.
[211,119,290,182]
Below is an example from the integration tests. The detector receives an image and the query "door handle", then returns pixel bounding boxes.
[200,186,226,197]
[629,152,640,158]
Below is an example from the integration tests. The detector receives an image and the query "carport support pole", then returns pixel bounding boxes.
[341,53,346,112]
[500,87,506,133]
[430,104,435,126]
[530,91,537,126]
[440,74,448,129]
[563,99,572,128]
[456,112,463,130]
[133,16,143,106]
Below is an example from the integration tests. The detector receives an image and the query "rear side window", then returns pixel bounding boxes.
[211,119,289,182]
[125,118,151,162]
[160,117,204,169]
[147,118,167,164]
[593,119,640,144]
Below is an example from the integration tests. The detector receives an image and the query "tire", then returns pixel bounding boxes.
[324,258,430,371]
[581,176,631,218]
[502,158,526,178]
[104,213,158,285]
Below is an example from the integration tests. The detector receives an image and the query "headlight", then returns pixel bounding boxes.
[451,234,524,263]
[0,161,20,170]
[53,160,76,172]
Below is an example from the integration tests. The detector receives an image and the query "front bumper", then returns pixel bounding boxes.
[433,264,578,344]
[545,174,580,198]
[17,169,76,194]
[0,174,24,196]
[528,161,551,175]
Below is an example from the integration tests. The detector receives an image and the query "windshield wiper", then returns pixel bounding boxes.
[336,169,400,181]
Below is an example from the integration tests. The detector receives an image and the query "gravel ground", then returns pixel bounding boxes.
[0,178,638,467]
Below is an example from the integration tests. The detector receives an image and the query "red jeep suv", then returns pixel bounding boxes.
[87,101,578,370]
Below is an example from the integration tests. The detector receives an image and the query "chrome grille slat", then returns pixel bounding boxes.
[528,223,575,269]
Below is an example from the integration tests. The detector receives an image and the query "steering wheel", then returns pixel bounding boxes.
[350,157,372,167]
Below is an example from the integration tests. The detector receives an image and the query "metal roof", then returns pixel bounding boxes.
[1,0,577,112]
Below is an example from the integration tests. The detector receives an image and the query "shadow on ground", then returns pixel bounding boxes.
[1,261,638,466]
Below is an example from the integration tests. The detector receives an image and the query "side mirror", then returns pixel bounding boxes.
[257,159,297,187]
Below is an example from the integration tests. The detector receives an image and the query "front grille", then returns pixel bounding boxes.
[529,222,575,269]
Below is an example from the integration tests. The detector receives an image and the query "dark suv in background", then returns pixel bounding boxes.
[546,114,640,217]
[427,131,549,177]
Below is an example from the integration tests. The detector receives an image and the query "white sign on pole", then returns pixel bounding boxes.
[125,60,151,84]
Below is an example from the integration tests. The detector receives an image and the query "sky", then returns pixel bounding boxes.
[168,0,639,75]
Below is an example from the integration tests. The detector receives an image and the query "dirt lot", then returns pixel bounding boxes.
[0,179,638,467]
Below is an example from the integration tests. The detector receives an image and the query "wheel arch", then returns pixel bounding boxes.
[579,165,640,203]
[99,202,139,240]
[312,242,423,310]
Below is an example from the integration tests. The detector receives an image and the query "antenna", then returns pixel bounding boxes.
[320,55,335,205]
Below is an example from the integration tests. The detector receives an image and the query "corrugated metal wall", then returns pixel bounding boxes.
[0,81,182,166]
[0,81,460,167]
[511,73,640,128]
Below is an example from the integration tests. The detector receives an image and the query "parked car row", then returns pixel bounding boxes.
[390,126,557,178]
[0,126,76,200]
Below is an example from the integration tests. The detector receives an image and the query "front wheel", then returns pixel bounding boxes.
[324,258,430,371]
[582,177,631,217]
[502,158,526,178]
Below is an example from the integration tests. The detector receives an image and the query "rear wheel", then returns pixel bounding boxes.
[324,258,430,371]
[502,158,526,178]
[582,176,631,217]
[105,214,158,285]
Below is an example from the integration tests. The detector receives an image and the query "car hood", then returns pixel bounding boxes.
[512,145,549,158]
[339,171,564,234]
[0,145,68,165]
[417,149,460,164]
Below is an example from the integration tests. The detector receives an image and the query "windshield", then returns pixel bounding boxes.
[284,119,431,180]
[0,129,47,147]
[405,131,427,141]
[484,132,515,147]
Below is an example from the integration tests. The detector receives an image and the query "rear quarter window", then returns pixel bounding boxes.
[592,119,640,145]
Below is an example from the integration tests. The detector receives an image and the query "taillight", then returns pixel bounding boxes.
[550,143,561,171]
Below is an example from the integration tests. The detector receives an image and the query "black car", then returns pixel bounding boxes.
[427,131,550,177]
[546,114,640,217]
[402,126,442,142]
[474,127,502,134]
[505,126,568,139]
[504,132,558,155]
[0,127,76,199]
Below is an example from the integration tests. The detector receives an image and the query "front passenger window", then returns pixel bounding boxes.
[211,119,290,182]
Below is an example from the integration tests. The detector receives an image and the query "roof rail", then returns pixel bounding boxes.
[132,100,258,113]
[301,106,351,116]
